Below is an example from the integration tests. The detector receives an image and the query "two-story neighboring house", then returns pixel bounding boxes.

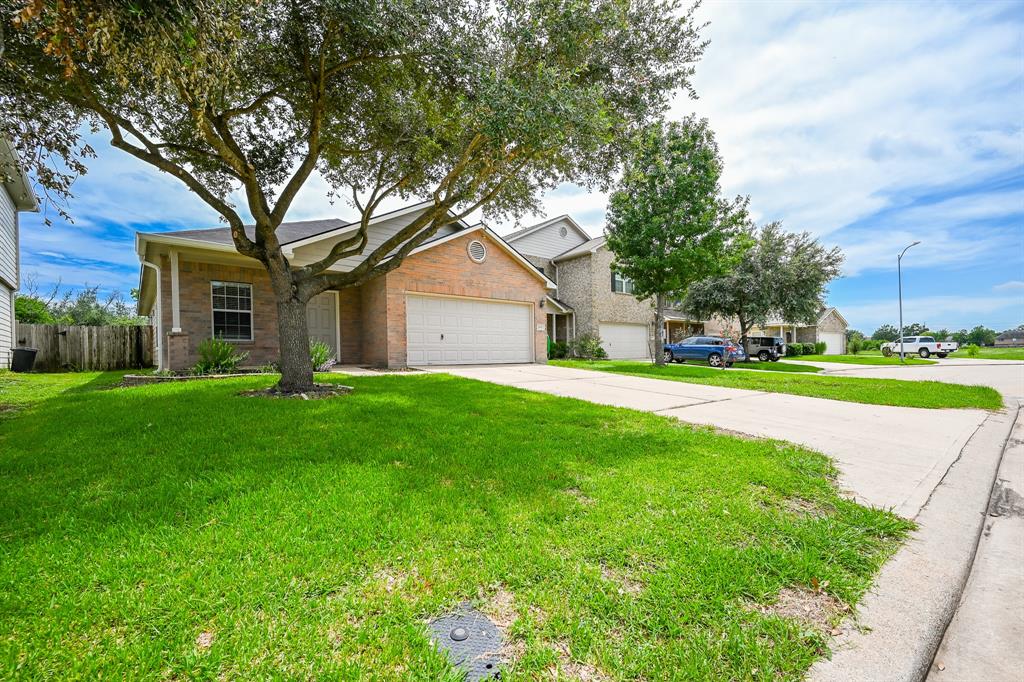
[506,215,704,359]
[0,138,40,368]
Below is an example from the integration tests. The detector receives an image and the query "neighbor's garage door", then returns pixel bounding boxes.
[599,322,650,359]
[819,331,846,355]
[406,294,532,365]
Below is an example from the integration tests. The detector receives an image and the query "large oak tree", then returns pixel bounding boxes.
[1,0,705,390]
[684,221,843,347]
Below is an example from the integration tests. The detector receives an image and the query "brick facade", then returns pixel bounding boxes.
[379,231,548,368]
[157,230,548,370]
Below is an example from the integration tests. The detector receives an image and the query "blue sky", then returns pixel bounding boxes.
[16,0,1024,334]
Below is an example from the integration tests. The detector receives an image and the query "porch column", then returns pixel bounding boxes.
[169,249,182,333]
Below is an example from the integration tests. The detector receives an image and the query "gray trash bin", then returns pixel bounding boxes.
[10,347,37,372]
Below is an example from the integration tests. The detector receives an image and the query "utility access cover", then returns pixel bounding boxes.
[428,602,503,680]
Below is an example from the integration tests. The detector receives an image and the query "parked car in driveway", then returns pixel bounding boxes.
[663,336,747,368]
[744,336,786,362]
[880,336,959,359]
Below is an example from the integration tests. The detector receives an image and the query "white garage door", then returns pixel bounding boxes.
[819,331,846,355]
[406,294,532,365]
[599,322,650,359]
[306,291,338,361]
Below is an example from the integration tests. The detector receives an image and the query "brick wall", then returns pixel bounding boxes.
[380,231,549,367]
[589,247,656,330]
[160,257,282,369]
[158,232,549,370]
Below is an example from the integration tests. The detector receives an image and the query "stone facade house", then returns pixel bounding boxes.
[705,307,849,355]
[506,213,848,358]
[506,216,703,359]
[0,138,39,369]
[135,201,555,371]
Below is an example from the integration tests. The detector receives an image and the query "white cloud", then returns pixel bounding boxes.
[994,280,1024,292]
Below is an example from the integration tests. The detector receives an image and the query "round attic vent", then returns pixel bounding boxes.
[559,225,568,237]
[467,239,487,263]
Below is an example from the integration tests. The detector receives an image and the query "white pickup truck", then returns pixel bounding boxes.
[880,336,959,359]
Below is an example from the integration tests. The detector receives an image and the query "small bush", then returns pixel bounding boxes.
[801,342,816,355]
[862,339,881,351]
[548,340,569,359]
[571,333,608,360]
[310,339,336,371]
[193,337,248,375]
[258,361,280,374]
[964,344,980,357]
[848,338,863,354]
[786,344,802,357]
[814,341,827,355]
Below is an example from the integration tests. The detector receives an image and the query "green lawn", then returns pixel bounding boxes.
[731,360,822,373]
[0,371,911,680]
[552,360,1002,410]
[859,348,1024,360]
[795,354,935,366]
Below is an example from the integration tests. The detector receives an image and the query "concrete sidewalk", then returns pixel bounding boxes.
[428,363,988,518]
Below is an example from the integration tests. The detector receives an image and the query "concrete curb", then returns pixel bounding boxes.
[808,405,1020,682]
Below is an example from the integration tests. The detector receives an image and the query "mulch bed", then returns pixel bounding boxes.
[238,383,353,400]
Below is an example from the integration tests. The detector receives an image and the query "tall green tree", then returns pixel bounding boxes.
[2,0,705,391]
[684,222,843,347]
[872,324,900,341]
[605,116,748,365]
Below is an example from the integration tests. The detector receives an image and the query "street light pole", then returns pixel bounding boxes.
[897,241,921,364]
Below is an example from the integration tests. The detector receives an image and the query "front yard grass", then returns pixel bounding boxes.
[0,371,911,680]
[731,360,822,373]
[796,354,935,366]
[552,360,1002,410]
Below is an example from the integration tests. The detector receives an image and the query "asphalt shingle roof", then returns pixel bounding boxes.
[143,218,348,247]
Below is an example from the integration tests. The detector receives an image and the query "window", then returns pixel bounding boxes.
[211,282,253,340]
[920,336,935,343]
[611,271,634,294]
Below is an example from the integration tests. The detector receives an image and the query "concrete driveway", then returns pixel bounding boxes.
[427,363,990,519]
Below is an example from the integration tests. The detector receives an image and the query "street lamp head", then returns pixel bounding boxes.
[911,240,921,247]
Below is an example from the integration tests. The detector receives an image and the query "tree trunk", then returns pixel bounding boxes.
[276,296,315,392]
[654,294,666,366]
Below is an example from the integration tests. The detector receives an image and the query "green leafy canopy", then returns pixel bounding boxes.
[604,116,749,304]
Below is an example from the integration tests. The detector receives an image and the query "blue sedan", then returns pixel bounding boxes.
[663,336,747,368]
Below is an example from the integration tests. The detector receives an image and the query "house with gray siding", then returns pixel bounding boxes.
[0,138,39,368]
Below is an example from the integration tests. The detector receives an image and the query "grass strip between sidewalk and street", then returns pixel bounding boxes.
[551,360,1002,410]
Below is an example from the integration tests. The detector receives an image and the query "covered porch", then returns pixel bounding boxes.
[544,296,575,344]
[664,311,704,343]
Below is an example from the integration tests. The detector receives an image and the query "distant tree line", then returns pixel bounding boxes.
[846,323,1011,347]
[14,277,148,326]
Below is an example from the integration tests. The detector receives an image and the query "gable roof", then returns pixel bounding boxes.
[0,137,39,212]
[405,222,556,289]
[997,328,1024,340]
[552,235,606,262]
[818,306,849,327]
[136,200,464,256]
[503,214,590,244]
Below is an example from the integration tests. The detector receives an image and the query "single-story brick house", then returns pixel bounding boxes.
[136,201,555,371]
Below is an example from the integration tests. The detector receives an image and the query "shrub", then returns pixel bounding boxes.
[310,339,336,371]
[570,333,608,360]
[862,339,881,351]
[848,338,863,354]
[193,337,248,374]
[964,344,980,357]
[786,343,802,357]
[14,296,55,323]
[548,340,569,359]
[801,342,816,355]
[814,341,827,355]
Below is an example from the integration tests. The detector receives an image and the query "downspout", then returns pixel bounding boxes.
[141,259,164,371]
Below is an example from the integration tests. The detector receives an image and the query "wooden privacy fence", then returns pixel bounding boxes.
[15,323,155,371]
